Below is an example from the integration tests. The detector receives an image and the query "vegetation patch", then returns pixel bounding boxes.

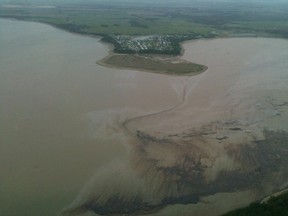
[98,54,207,76]
[2,2,288,55]
[222,191,288,216]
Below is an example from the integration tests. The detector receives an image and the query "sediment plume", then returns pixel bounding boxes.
[60,124,288,216]
[60,38,288,216]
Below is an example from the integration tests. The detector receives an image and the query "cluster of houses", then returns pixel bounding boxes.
[112,35,176,52]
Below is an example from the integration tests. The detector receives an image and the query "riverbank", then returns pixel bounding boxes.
[261,188,288,204]
[0,19,208,76]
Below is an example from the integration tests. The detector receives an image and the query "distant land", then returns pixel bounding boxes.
[1,1,288,75]
[1,1,288,56]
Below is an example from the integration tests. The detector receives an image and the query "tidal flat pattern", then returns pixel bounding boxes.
[1,19,288,216]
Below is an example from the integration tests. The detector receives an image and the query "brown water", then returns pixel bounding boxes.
[1,19,288,216]
[0,19,181,216]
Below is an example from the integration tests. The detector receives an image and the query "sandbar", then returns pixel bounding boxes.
[97,53,207,76]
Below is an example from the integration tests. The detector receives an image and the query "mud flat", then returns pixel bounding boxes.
[97,54,207,76]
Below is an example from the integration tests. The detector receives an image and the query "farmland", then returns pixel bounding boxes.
[1,2,288,55]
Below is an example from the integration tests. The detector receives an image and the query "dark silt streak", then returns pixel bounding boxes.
[59,76,196,216]
[61,125,288,216]
[60,38,288,216]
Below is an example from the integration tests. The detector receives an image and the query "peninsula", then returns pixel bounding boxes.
[1,1,288,75]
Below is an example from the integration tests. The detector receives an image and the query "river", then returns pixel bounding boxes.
[0,19,181,216]
[1,19,288,216]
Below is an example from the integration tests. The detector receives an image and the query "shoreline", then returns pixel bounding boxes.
[98,36,285,76]
[96,39,208,76]
[260,187,288,204]
[0,17,207,76]
[96,53,208,77]
[1,18,285,77]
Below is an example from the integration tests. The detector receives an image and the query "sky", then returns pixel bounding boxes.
[0,0,287,5]
[0,0,287,2]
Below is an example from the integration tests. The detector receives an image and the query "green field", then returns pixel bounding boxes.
[0,4,216,36]
[1,2,288,37]
[1,1,288,54]
[1,2,288,54]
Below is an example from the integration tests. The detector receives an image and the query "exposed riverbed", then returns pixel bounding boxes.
[1,19,288,216]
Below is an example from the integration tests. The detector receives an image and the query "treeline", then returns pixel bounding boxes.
[101,34,216,56]
[100,35,135,53]
[54,23,89,33]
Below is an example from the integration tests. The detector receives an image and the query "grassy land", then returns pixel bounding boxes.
[1,1,288,67]
[97,54,207,76]
[222,191,288,216]
[1,2,288,38]
[0,4,216,36]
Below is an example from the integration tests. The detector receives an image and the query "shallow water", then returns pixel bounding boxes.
[1,19,288,216]
[0,19,181,216]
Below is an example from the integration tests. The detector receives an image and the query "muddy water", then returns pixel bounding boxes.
[0,19,181,216]
[1,19,288,216]
[135,38,288,216]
